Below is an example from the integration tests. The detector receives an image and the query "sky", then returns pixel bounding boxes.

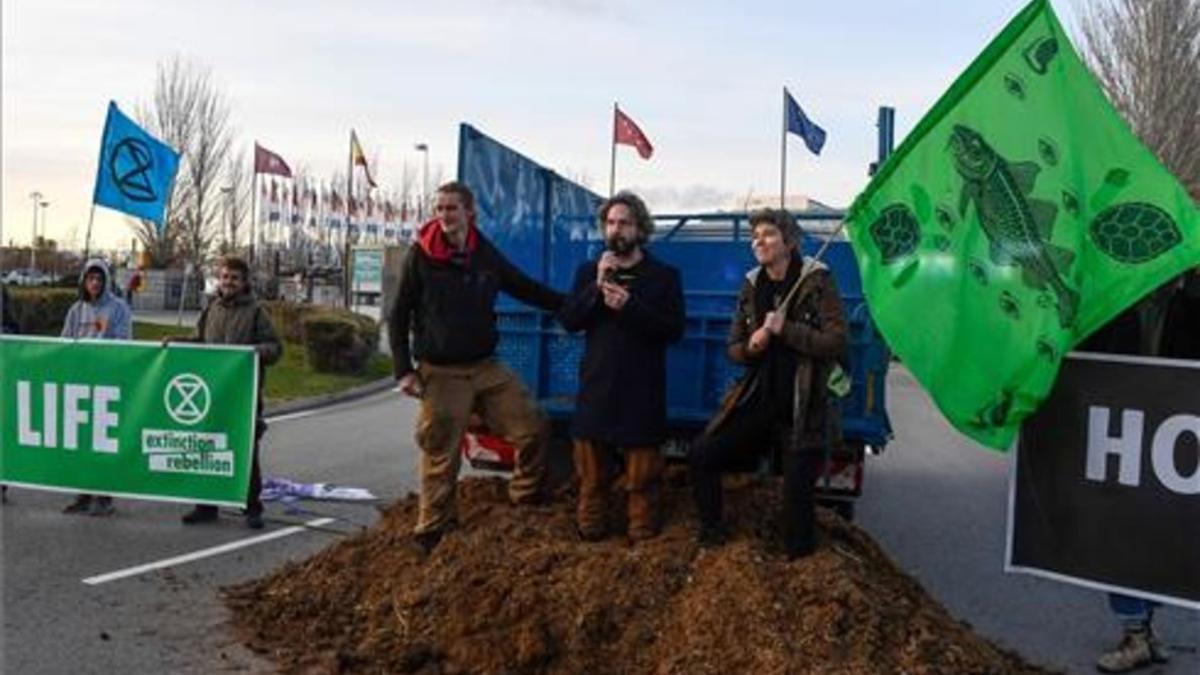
[1,0,1091,251]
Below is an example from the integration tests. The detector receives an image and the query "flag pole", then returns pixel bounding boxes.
[82,204,97,263]
[250,169,258,267]
[780,87,788,209]
[609,102,618,198]
[345,131,354,309]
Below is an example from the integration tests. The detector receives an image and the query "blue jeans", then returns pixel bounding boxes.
[1109,593,1160,630]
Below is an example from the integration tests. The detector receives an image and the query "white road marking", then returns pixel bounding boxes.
[81,517,336,585]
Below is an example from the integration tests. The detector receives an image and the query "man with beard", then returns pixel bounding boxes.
[559,191,684,541]
[390,181,564,553]
[166,257,282,529]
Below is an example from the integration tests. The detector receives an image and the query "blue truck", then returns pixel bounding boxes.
[456,124,892,518]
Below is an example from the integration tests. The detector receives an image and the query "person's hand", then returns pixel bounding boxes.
[596,251,620,285]
[763,310,785,336]
[748,326,771,354]
[600,281,630,311]
[398,372,424,398]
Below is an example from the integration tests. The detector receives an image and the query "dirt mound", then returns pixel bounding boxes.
[226,476,1050,674]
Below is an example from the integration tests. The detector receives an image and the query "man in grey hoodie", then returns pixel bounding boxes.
[61,258,132,516]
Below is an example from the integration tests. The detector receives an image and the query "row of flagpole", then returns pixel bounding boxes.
[81,88,830,266]
[609,89,826,206]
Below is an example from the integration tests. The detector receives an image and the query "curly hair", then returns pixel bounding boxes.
[220,256,251,278]
[597,191,654,242]
[748,208,802,246]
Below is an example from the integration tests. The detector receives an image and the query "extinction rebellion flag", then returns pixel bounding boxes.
[92,101,182,228]
[845,0,1200,450]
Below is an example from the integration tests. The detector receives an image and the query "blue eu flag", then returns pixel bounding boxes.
[785,90,827,156]
[92,101,181,229]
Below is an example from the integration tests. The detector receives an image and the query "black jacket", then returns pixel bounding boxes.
[1160,277,1200,359]
[1,284,18,334]
[390,233,563,377]
[559,253,685,446]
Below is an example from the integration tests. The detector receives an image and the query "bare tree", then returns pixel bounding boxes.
[133,58,235,268]
[1081,0,1200,200]
[219,147,252,254]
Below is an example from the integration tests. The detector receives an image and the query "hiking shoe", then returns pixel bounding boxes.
[63,495,93,514]
[181,505,219,525]
[89,497,116,517]
[696,524,727,548]
[1097,629,1161,672]
[1148,631,1170,664]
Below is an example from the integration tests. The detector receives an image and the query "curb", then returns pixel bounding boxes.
[264,377,396,418]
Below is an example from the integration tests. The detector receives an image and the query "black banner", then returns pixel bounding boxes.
[1008,353,1200,609]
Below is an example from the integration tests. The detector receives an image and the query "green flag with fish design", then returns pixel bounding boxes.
[845,0,1200,450]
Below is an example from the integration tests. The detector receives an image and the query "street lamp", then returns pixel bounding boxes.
[28,191,43,272]
[414,143,429,220]
[39,201,50,245]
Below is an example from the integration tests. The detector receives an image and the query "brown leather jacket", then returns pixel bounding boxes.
[705,258,848,450]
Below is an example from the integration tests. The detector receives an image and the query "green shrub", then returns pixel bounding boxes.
[302,313,375,373]
[262,300,324,343]
[8,288,78,335]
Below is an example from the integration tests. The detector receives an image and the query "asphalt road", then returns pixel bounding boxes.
[2,370,1196,673]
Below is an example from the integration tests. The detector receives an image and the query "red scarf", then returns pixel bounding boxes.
[417,218,478,263]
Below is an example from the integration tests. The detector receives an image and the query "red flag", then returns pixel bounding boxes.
[614,107,653,159]
[254,143,293,177]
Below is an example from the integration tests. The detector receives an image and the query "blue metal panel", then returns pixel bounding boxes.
[457,124,892,448]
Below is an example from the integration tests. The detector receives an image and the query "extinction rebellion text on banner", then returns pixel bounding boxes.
[1008,353,1200,609]
[0,336,257,506]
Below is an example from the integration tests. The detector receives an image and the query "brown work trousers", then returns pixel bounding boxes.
[573,440,665,541]
[413,358,547,535]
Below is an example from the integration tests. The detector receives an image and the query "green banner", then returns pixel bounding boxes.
[0,336,257,506]
[845,0,1200,450]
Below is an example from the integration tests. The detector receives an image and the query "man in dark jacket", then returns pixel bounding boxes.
[167,256,282,529]
[1,282,18,334]
[1,282,16,503]
[559,191,684,541]
[390,181,564,552]
[689,208,847,559]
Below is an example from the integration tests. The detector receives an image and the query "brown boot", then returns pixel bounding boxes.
[625,447,664,541]
[573,440,609,540]
[1096,628,1165,672]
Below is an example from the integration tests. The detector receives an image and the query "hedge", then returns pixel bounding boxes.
[7,288,79,335]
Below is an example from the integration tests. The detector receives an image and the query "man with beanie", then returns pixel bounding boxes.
[389,181,564,553]
[559,191,684,542]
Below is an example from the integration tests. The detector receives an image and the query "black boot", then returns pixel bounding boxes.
[181,504,219,525]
